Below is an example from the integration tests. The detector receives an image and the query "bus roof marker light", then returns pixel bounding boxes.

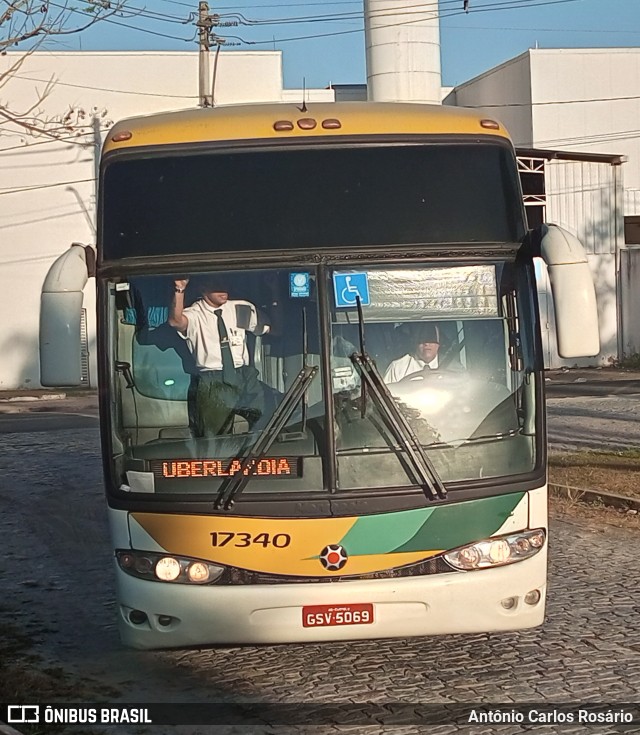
[480,119,500,130]
[273,120,294,131]
[322,119,341,130]
[297,118,317,130]
[111,131,133,142]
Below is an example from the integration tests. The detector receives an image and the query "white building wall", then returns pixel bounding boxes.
[450,48,640,194]
[620,247,640,355]
[443,52,533,146]
[529,49,640,192]
[0,51,332,390]
[448,47,640,367]
[624,189,640,216]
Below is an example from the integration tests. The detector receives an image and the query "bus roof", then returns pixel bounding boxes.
[103,102,512,154]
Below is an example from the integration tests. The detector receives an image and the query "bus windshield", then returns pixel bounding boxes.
[101,142,525,259]
[108,261,538,500]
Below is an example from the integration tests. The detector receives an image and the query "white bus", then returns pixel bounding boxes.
[40,102,599,649]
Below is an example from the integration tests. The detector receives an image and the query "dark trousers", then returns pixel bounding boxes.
[194,366,265,436]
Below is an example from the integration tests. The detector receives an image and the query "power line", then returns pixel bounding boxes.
[41,0,586,49]
[458,93,640,108]
[0,177,96,196]
[156,0,361,8]
[225,0,583,47]
[69,0,197,25]
[443,24,640,35]
[46,0,196,42]
[219,0,576,27]
[536,128,640,148]
[9,73,196,99]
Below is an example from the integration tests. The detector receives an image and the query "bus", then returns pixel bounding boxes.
[40,102,599,649]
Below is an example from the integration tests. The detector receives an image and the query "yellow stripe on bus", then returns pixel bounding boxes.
[130,512,443,577]
[103,102,510,153]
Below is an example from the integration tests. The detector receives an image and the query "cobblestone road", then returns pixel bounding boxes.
[1,425,639,734]
[547,394,640,451]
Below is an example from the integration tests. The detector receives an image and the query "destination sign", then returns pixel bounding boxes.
[150,457,301,479]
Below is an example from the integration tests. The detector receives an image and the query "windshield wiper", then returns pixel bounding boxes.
[215,306,317,510]
[350,297,447,502]
[214,365,318,510]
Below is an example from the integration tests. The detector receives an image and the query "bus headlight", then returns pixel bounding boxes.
[155,556,181,581]
[443,528,546,571]
[116,550,224,585]
[187,562,211,583]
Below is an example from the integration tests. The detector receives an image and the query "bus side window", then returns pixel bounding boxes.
[132,326,195,401]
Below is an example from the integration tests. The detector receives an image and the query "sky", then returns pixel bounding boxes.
[51,0,640,89]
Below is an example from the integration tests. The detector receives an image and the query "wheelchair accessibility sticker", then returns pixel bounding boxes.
[333,272,371,308]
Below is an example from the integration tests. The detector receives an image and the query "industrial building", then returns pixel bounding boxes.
[445,47,640,365]
[0,51,333,389]
[2,15,640,386]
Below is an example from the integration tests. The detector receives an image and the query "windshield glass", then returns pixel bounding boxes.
[108,268,326,497]
[329,264,537,488]
[102,143,525,259]
[106,262,538,500]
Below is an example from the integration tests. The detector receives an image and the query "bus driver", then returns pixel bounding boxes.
[383,323,441,385]
[168,276,270,436]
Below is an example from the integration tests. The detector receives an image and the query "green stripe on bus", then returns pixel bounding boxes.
[340,493,525,555]
[338,506,437,555]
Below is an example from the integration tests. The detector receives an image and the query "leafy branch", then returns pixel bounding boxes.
[1,0,126,141]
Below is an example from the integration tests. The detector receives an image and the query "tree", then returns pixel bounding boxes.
[0,0,125,141]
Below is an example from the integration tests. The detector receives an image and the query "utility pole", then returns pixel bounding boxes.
[198,1,212,107]
[196,3,238,107]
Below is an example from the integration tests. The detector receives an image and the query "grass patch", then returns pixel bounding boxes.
[549,449,640,500]
[609,352,640,370]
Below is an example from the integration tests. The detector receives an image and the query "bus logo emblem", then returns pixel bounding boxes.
[319,544,348,571]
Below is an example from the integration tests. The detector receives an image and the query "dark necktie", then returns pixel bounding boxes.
[214,309,237,386]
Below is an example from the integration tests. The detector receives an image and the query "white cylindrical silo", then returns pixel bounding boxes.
[364,0,442,104]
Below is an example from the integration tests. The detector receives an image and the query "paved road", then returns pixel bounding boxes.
[544,371,640,450]
[0,411,98,433]
[4,383,640,451]
[547,394,640,451]
[1,423,639,734]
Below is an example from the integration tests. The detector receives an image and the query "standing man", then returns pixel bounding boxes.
[168,276,270,436]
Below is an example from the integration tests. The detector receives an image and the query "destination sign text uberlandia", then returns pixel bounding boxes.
[150,457,301,479]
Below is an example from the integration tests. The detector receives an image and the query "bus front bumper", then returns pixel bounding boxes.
[114,550,547,649]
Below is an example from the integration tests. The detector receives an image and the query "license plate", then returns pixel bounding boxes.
[302,603,374,628]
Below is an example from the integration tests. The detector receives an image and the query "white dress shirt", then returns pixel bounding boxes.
[179,299,266,371]
[383,353,439,384]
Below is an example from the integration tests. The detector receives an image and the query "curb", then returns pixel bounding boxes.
[0,393,66,403]
[549,483,640,512]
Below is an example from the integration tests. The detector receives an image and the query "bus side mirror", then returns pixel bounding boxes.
[40,243,94,387]
[536,224,600,359]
